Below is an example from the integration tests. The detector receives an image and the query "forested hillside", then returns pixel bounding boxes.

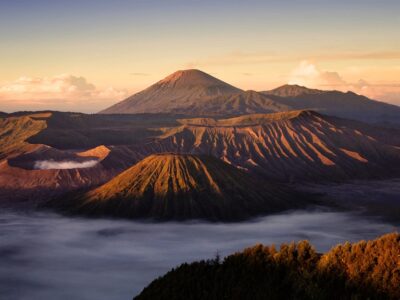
[135,233,400,300]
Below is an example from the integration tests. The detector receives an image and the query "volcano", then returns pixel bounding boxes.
[100,70,400,124]
[99,69,242,114]
[51,153,301,221]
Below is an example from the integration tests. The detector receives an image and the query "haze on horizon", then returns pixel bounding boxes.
[1,0,400,113]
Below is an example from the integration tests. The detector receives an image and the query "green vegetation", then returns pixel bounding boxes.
[135,233,400,300]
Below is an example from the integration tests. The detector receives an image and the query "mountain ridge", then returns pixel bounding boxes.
[99,69,400,124]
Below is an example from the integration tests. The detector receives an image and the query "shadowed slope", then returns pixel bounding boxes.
[0,112,140,204]
[171,90,291,116]
[265,84,322,97]
[51,154,302,221]
[263,84,400,124]
[0,143,119,205]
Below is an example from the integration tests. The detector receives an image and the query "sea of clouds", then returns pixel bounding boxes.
[0,209,396,300]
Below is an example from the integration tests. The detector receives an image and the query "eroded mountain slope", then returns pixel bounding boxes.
[127,111,400,181]
[49,154,302,221]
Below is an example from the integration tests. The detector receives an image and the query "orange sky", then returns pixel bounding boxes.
[1,0,399,112]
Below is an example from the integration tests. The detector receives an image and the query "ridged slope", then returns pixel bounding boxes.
[55,154,300,220]
[128,111,400,181]
[0,113,49,161]
[172,90,291,116]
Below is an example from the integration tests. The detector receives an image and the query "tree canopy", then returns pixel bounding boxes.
[135,233,400,300]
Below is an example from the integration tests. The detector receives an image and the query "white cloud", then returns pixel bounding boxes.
[288,60,346,88]
[0,74,128,112]
[34,159,99,170]
[288,61,400,105]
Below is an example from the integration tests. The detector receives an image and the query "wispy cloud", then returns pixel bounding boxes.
[288,61,400,105]
[0,74,128,112]
[317,51,400,61]
[185,51,283,68]
[185,50,400,68]
[130,73,150,76]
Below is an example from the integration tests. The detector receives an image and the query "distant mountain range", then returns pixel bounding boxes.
[99,69,400,124]
[2,110,400,209]
[1,70,400,221]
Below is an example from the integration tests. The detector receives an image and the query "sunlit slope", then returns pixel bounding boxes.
[0,113,49,161]
[54,154,302,220]
[130,111,400,181]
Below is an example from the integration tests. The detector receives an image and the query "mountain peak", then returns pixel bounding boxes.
[156,69,239,90]
[264,84,322,97]
[99,70,241,114]
[160,69,208,81]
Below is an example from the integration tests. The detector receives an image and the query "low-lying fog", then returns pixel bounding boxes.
[33,159,99,170]
[0,209,397,300]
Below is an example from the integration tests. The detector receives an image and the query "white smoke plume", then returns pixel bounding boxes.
[34,159,99,170]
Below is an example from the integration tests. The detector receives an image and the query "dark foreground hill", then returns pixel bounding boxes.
[48,153,303,221]
[135,233,400,300]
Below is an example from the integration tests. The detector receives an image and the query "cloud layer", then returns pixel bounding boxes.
[34,159,99,170]
[0,209,396,299]
[288,61,400,105]
[0,75,127,112]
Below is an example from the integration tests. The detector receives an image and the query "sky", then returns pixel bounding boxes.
[0,0,399,112]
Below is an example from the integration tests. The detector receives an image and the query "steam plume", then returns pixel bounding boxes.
[34,159,99,170]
